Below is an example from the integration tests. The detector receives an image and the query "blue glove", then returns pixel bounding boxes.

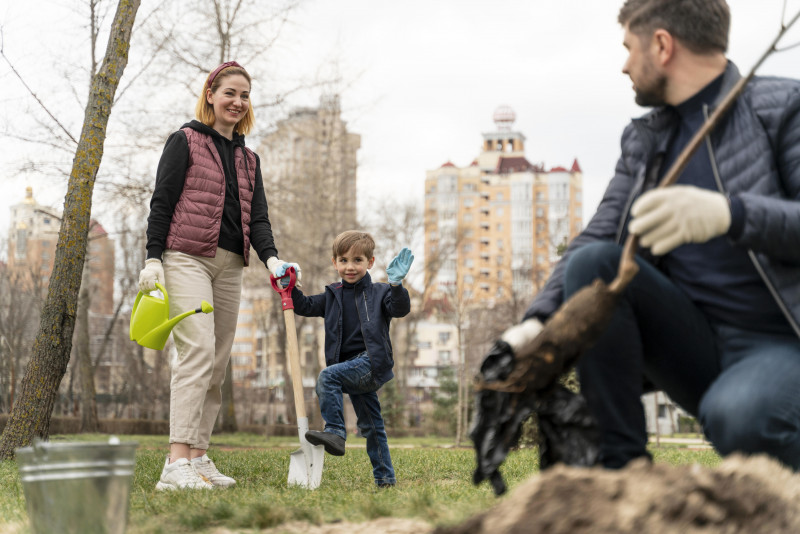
[387,247,414,285]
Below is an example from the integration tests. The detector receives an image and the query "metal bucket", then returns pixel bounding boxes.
[16,437,138,534]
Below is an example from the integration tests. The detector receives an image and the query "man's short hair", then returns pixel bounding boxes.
[619,0,730,54]
[332,230,375,259]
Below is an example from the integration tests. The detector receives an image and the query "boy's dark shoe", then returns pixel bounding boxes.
[305,430,346,456]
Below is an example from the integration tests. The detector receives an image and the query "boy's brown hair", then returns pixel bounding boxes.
[332,230,375,259]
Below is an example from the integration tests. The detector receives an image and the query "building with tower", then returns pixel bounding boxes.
[7,187,115,314]
[424,106,583,308]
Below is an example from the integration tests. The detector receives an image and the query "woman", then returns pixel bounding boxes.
[139,61,299,490]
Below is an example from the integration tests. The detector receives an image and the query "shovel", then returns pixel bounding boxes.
[270,267,325,489]
[471,11,800,495]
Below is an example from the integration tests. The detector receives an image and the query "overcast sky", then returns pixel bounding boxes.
[1,0,800,249]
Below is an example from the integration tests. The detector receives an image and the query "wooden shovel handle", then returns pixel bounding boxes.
[283,308,306,419]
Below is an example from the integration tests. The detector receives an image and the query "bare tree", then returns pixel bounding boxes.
[0,258,47,415]
[0,0,140,459]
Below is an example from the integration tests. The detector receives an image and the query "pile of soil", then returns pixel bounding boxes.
[217,454,800,534]
[436,454,800,534]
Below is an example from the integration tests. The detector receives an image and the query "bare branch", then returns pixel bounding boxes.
[0,28,78,145]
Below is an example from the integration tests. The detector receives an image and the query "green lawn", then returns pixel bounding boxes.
[0,433,721,533]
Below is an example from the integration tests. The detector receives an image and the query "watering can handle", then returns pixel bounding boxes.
[132,282,169,313]
[270,267,297,310]
[154,282,168,308]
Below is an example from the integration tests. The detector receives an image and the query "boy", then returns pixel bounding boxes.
[289,230,413,487]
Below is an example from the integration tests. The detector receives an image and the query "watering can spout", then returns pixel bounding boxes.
[129,283,214,350]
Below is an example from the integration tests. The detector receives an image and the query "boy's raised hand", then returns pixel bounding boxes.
[387,247,414,285]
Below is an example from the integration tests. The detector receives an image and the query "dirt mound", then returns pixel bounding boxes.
[436,454,800,534]
[219,455,800,534]
[215,517,432,534]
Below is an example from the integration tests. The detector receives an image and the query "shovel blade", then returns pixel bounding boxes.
[288,444,325,489]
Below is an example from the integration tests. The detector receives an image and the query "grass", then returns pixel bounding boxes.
[0,432,721,533]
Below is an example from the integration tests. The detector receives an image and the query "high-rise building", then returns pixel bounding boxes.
[424,106,583,308]
[231,96,360,413]
[259,94,360,233]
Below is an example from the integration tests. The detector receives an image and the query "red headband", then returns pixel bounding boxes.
[207,61,243,88]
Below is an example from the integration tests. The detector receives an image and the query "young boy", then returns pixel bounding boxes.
[289,230,413,487]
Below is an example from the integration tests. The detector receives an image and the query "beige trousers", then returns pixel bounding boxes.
[163,248,243,450]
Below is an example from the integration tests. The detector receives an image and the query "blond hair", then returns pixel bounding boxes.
[194,64,255,135]
[332,231,375,259]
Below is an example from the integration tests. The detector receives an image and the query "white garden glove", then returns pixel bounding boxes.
[628,185,731,256]
[267,256,302,283]
[138,258,164,293]
[500,318,544,354]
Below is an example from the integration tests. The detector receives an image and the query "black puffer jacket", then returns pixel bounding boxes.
[525,62,800,337]
[291,272,411,385]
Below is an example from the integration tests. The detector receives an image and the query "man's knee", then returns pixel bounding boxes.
[564,242,622,295]
[700,388,800,464]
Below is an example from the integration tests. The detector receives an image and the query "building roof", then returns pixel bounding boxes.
[90,221,108,236]
[571,158,582,173]
[549,166,568,173]
[440,161,456,168]
[496,156,541,174]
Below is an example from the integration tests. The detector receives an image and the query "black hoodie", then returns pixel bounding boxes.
[146,120,278,265]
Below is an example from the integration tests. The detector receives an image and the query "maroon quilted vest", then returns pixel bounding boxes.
[165,127,256,265]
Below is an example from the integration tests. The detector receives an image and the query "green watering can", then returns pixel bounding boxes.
[129,283,214,350]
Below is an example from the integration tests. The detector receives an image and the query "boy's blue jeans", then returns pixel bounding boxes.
[315,352,396,486]
[564,242,800,470]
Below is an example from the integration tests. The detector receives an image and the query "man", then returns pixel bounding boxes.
[499,0,800,470]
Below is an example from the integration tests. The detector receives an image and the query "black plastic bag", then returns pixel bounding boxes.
[470,340,600,495]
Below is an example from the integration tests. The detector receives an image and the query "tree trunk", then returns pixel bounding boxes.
[0,0,140,459]
[76,264,99,432]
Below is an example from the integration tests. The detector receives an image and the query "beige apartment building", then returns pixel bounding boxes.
[7,187,115,314]
[424,106,583,308]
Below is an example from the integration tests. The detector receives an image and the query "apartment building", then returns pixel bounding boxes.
[424,106,583,308]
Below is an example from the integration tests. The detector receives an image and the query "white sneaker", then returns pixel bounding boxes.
[192,454,236,488]
[155,456,214,490]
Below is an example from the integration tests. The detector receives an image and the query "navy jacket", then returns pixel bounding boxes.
[291,272,411,385]
[524,62,800,338]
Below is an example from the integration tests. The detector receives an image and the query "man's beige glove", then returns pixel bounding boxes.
[138,258,164,293]
[500,318,544,354]
[629,185,731,256]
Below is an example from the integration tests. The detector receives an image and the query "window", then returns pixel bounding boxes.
[438,331,451,344]
[232,355,251,366]
[438,351,452,364]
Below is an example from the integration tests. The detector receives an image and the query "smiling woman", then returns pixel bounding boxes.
[196,61,254,140]
[140,60,301,491]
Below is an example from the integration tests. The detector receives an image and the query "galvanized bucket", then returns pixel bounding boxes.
[16,437,138,534]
